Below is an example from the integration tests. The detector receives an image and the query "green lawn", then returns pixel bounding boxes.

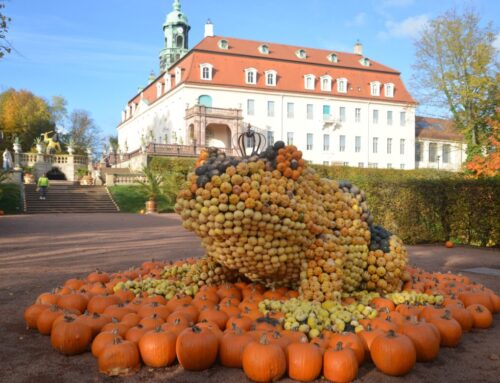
[0,184,22,214]
[108,185,174,213]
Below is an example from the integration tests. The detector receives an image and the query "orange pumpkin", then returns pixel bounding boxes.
[467,304,493,329]
[445,240,454,248]
[400,320,440,362]
[219,326,254,368]
[328,332,365,365]
[287,341,323,382]
[371,330,416,376]
[323,342,358,383]
[51,315,92,355]
[242,334,286,383]
[98,337,140,376]
[36,305,63,335]
[139,327,177,368]
[91,329,120,357]
[24,303,50,329]
[176,325,218,371]
[427,312,462,347]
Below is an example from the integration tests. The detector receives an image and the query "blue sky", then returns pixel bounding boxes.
[1,0,498,141]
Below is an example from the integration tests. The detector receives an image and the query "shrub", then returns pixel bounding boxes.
[0,183,22,214]
[108,185,174,213]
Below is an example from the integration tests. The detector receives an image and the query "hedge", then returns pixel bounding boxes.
[149,157,499,246]
[0,183,22,214]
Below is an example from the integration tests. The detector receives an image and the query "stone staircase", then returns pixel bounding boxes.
[24,181,119,214]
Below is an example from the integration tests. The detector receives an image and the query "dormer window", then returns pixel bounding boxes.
[218,39,229,50]
[265,70,277,86]
[304,74,315,90]
[360,57,371,66]
[384,83,394,97]
[200,63,213,81]
[258,44,269,54]
[295,49,307,59]
[337,78,347,93]
[245,68,257,85]
[156,82,162,98]
[370,81,380,96]
[164,74,172,91]
[327,53,338,63]
[320,75,332,91]
[175,67,182,84]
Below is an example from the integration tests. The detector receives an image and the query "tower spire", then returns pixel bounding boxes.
[173,0,181,11]
[159,0,190,72]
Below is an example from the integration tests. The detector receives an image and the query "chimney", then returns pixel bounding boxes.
[354,40,362,55]
[204,19,214,37]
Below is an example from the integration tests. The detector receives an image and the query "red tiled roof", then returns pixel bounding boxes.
[126,36,416,115]
[415,116,464,141]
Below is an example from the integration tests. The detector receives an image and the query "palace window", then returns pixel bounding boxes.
[307,133,313,150]
[258,44,269,54]
[370,81,380,96]
[355,108,361,123]
[247,99,255,116]
[200,63,213,80]
[287,102,294,118]
[307,104,313,120]
[385,83,395,97]
[267,131,274,146]
[400,111,406,126]
[415,142,423,162]
[339,107,346,122]
[296,49,307,59]
[442,144,450,163]
[304,74,315,90]
[387,110,393,125]
[327,53,338,63]
[175,67,182,84]
[287,132,294,145]
[265,70,277,86]
[355,136,361,152]
[429,143,437,162]
[373,109,379,124]
[400,139,405,155]
[267,101,275,117]
[373,137,379,153]
[320,75,332,91]
[337,78,347,93]
[218,39,229,49]
[245,68,257,85]
[339,135,346,152]
[360,57,371,66]
[323,134,330,151]
[387,138,392,154]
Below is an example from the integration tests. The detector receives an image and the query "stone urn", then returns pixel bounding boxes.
[68,146,75,155]
[145,198,156,214]
[23,173,35,184]
[13,142,21,154]
[36,143,44,154]
[79,175,93,185]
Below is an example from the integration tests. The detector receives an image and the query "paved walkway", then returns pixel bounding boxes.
[0,213,499,383]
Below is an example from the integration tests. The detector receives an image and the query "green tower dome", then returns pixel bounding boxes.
[159,0,191,72]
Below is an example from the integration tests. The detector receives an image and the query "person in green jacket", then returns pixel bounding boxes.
[37,174,49,200]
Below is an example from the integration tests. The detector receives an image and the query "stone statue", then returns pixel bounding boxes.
[2,149,13,170]
[41,131,62,154]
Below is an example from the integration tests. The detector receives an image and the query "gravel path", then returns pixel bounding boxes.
[0,213,498,383]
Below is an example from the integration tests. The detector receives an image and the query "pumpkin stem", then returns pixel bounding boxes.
[154,325,162,333]
[111,317,119,323]
[259,334,269,345]
[387,330,396,338]
[335,342,343,351]
[64,315,75,322]
[191,325,201,334]
[92,312,100,319]
[112,336,122,345]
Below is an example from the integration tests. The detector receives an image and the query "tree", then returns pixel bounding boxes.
[0,1,11,59]
[465,109,500,177]
[412,7,499,159]
[66,109,100,153]
[50,96,68,131]
[0,88,55,152]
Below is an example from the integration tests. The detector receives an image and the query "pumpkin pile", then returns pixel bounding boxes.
[24,262,499,380]
[175,143,410,300]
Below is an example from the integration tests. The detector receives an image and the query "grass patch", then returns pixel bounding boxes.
[108,185,174,213]
[0,184,22,214]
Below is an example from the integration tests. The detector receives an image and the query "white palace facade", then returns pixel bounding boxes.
[117,1,465,171]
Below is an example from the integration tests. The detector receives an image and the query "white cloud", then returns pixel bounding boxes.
[378,14,429,40]
[346,12,367,27]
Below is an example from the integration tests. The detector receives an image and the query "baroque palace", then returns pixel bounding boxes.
[117,0,466,171]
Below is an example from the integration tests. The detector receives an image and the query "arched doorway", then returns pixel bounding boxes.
[205,124,231,149]
[198,95,212,108]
